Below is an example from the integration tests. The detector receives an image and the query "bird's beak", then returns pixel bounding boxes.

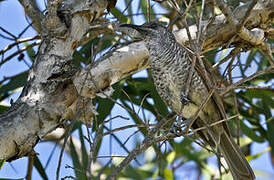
[119,24,147,33]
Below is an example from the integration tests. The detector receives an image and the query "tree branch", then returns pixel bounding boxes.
[0,0,108,161]
[18,0,44,33]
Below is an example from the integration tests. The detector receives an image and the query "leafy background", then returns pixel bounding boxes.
[0,0,273,179]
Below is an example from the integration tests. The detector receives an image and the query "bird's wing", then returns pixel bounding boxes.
[188,54,231,135]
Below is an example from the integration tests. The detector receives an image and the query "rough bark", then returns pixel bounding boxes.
[0,0,273,161]
[0,0,108,161]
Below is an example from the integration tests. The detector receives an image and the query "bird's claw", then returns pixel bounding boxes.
[170,123,183,137]
[169,118,194,136]
[181,93,190,105]
[182,118,196,135]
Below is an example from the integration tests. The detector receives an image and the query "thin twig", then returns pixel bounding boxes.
[85,115,93,177]
[147,0,151,22]
[230,85,272,90]
[17,0,44,32]
[104,124,142,166]
[197,0,206,43]
[160,114,240,141]
[104,115,130,124]
[26,154,34,180]
[0,41,40,66]
[221,67,274,95]
[102,124,156,136]
[107,113,239,179]
[258,42,274,66]
[56,123,78,180]
[0,26,17,39]
[122,0,134,15]
[168,0,195,47]
[97,155,128,158]
[110,12,168,19]
[184,89,215,134]
[106,113,176,180]
[123,129,141,145]
[121,89,137,115]
[137,93,150,117]
[212,47,242,70]
[0,36,40,55]
[185,56,196,96]
[227,58,240,145]
[57,55,93,180]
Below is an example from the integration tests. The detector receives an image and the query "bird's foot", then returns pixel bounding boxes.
[170,117,197,136]
[170,117,192,136]
[182,118,196,135]
[170,122,183,137]
[181,93,190,105]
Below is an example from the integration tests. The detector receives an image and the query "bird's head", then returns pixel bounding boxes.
[120,22,173,41]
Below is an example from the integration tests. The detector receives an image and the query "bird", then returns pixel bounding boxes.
[120,22,255,180]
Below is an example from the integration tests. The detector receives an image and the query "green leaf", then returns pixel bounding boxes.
[125,0,134,23]
[152,168,159,180]
[119,165,154,179]
[171,139,206,168]
[240,121,264,142]
[263,100,274,155]
[204,49,218,64]
[111,8,128,23]
[166,151,176,163]
[163,168,173,180]
[0,105,8,113]
[257,52,270,71]
[70,138,87,180]
[73,50,86,67]
[123,166,141,179]
[122,77,158,114]
[246,147,270,161]
[24,42,36,62]
[245,89,274,108]
[79,127,89,171]
[92,82,122,159]
[0,160,5,170]
[244,49,257,72]
[33,156,48,180]
[119,99,147,135]
[94,82,122,125]
[138,0,156,21]
[0,71,28,96]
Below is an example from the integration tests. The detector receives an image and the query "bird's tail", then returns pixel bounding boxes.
[219,131,255,180]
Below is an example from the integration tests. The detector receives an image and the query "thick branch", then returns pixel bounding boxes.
[0,0,108,161]
[175,0,273,49]
[18,0,44,33]
[73,42,149,97]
